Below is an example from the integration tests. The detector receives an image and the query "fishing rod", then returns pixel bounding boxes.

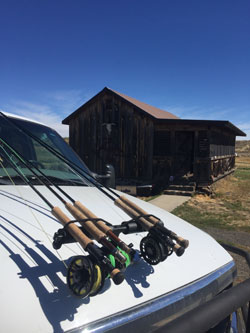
[0,111,116,199]
[0,137,128,264]
[0,112,189,264]
[115,195,189,248]
[0,144,124,297]
[113,196,189,264]
[0,137,134,258]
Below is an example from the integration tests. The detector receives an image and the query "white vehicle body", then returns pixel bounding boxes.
[0,113,235,332]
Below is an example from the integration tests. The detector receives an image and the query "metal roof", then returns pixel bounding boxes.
[107,88,179,119]
[62,87,179,124]
[62,87,246,137]
[155,118,246,136]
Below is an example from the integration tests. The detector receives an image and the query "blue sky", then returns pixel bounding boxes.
[0,0,249,138]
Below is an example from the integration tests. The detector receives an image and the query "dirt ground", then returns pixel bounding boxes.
[184,156,250,283]
[183,156,250,230]
[173,154,250,283]
[202,227,250,283]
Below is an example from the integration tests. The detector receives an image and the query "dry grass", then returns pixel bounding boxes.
[173,156,250,232]
[236,140,250,155]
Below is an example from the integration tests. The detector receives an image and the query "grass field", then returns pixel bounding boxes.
[172,155,250,233]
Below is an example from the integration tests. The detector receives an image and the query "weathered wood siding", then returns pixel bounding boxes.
[69,91,154,182]
[209,129,236,182]
[210,129,235,157]
[153,122,209,184]
[194,128,236,185]
[68,93,238,187]
[194,130,210,183]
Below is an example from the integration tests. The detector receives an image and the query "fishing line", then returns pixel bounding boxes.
[2,144,127,263]
[0,195,58,289]
[0,138,134,258]
[0,149,69,269]
[0,212,81,256]
[0,228,40,267]
[0,159,16,187]
[0,188,51,213]
[0,112,189,266]
[0,132,119,228]
[0,140,125,292]
[0,111,117,201]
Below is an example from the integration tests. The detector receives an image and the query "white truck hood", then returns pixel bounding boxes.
[0,185,233,332]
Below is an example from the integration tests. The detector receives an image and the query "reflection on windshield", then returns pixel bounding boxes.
[0,116,90,186]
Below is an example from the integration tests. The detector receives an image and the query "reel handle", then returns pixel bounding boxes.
[172,243,185,257]
[110,268,125,285]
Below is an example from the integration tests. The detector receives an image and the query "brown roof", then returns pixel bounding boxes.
[108,88,179,119]
[62,87,179,124]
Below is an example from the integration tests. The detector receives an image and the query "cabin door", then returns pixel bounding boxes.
[174,131,194,176]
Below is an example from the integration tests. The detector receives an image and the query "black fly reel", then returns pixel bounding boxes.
[67,256,105,298]
[140,235,173,265]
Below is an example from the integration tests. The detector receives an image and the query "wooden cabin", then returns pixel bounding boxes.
[62,87,246,189]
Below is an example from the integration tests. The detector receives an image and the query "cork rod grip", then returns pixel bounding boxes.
[74,201,133,255]
[120,195,158,225]
[65,202,104,240]
[52,206,92,249]
[120,196,189,249]
[114,198,152,230]
[74,201,111,234]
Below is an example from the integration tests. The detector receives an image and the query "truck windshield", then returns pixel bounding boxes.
[0,116,91,186]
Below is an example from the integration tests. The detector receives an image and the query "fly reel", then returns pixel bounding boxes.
[108,247,131,272]
[67,256,105,298]
[140,236,172,265]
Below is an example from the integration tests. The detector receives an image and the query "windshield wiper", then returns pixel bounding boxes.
[37,174,87,186]
[0,175,37,185]
[0,174,84,186]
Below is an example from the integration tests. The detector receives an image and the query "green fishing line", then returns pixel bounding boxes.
[108,247,131,269]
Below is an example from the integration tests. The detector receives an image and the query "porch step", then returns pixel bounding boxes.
[168,184,195,192]
[164,182,196,197]
[163,190,194,196]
